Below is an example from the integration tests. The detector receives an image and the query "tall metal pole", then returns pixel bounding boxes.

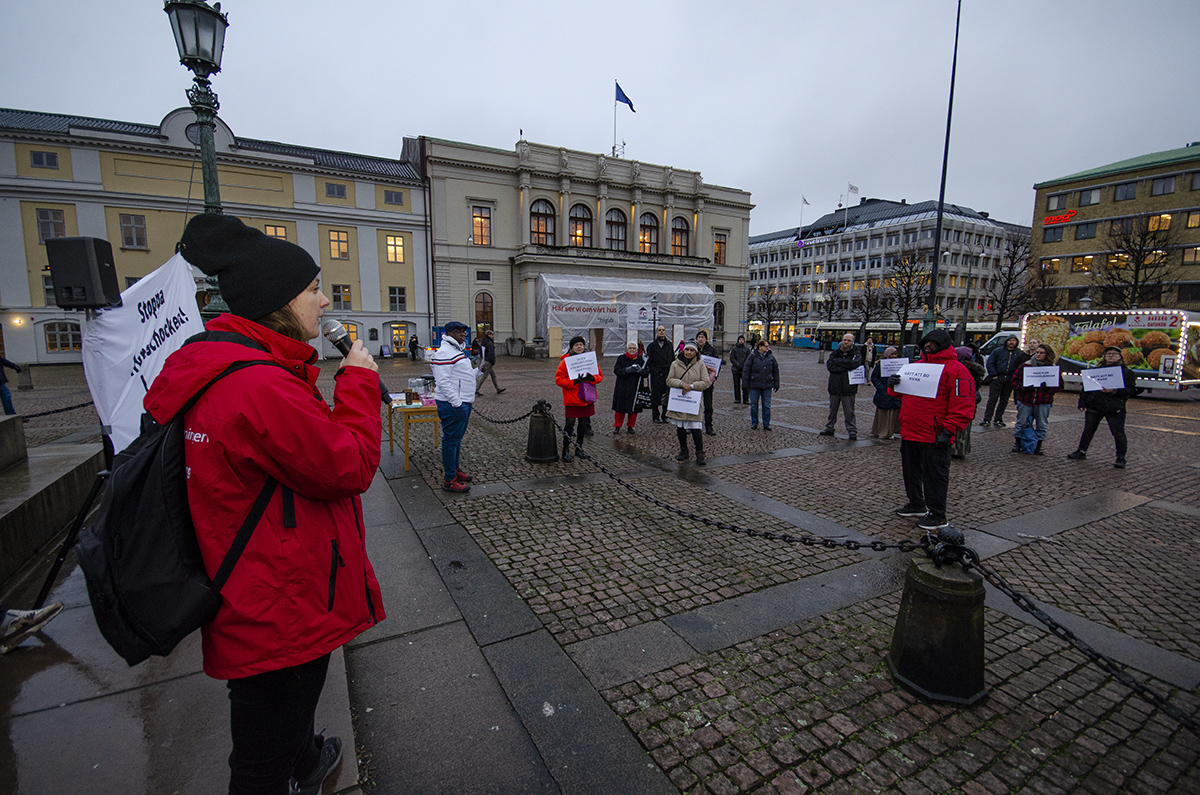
[188,75,222,214]
[923,0,962,336]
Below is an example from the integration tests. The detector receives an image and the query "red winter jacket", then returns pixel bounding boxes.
[144,314,385,680]
[892,345,976,443]
[555,354,604,407]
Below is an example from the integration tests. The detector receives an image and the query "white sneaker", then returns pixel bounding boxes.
[0,603,63,653]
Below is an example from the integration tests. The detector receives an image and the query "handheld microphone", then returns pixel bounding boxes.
[321,318,391,405]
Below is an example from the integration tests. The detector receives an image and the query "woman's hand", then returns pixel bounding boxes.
[681,383,692,394]
[341,339,378,372]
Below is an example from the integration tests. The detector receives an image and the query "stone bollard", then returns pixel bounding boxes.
[886,556,987,705]
[16,364,33,391]
[525,399,560,463]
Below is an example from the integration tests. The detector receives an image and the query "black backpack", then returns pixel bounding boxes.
[77,336,296,666]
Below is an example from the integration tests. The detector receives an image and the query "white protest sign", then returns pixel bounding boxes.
[847,365,867,385]
[1023,365,1060,387]
[893,363,944,399]
[1081,366,1125,392]
[81,254,206,451]
[564,350,599,379]
[880,358,907,378]
[701,354,721,385]
[626,303,653,331]
[667,387,702,415]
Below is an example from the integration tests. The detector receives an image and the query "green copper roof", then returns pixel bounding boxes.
[1035,143,1200,188]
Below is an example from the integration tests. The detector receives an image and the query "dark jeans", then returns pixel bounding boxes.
[702,387,714,430]
[0,383,13,415]
[1078,409,1127,458]
[982,379,1013,423]
[732,370,743,403]
[227,652,331,795]
[900,439,951,520]
[748,387,771,427]
[436,400,472,482]
[650,372,668,418]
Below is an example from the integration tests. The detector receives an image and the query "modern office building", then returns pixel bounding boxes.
[1029,143,1200,310]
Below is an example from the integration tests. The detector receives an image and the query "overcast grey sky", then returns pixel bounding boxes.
[3,1,1198,235]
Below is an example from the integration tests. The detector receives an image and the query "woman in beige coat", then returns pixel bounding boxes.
[665,339,711,464]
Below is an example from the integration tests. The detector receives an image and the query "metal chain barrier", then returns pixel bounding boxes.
[470,404,537,425]
[21,400,95,421]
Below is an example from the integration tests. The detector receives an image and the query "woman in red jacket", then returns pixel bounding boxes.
[554,335,604,461]
[147,214,385,795]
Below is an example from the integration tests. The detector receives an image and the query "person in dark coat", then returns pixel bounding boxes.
[1067,346,1137,468]
[0,356,22,415]
[646,325,674,424]
[820,333,862,440]
[475,329,505,395]
[870,346,901,440]
[980,335,1021,427]
[611,342,646,434]
[408,335,420,361]
[696,329,721,435]
[950,346,985,460]
[728,335,750,404]
[740,339,779,430]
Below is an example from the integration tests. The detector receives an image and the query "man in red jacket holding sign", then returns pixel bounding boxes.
[888,329,976,531]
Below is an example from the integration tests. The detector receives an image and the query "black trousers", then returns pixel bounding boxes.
[732,370,743,403]
[676,426,704,455]
[1078,409,1127,458]
[702,387,714,429]
[650,372,668,417]
[900,439,951,520]
[982,380,1014,423]
[227,652,330,795]
[563,416,591,442]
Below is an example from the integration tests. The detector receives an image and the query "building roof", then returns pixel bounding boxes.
[750,198,1005,249]
[0,107,160,137]
[1035,143,1200,189]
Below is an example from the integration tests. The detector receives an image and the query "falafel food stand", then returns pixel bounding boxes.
[1021,310,1199,391]
[536,274,715,357]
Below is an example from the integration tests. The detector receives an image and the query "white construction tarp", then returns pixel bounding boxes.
[536,274,715,356]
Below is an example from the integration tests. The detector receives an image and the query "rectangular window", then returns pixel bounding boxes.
[886,234,899,246]
[1151,176,1175,196]
[1148,213,1172,231]
[713,233,727,265]
[1078,188,1100,206]
[921,230,935,239]
[1179,283,1200,300]
[43,274,56,305]
[953,230,962,242]
[1075,222,1097,240]
[383,190,404,206]
[385,234,404,263]
[332,284,351,310]
[328,230,349,259]
[264,225,287,240]
[1071,255,1094,273]
[1193,173,1200,191]
[36,208,66,242]
[119,213,147,248]
[1184,248,1200,265]
[472,206,491,245]
[715,284,724,293]
[1110,218,1133,235]
[325,182,346,199]
[45,321,82,352]
[31,151,59,169]
[855,239,868,250]
[1047,194,1068,211]
[476,270,491,282]
[1041,258,1060,272]
[871,237,882,248]
[1043,226,1063,243]
[1189,211,1200,229]
[1114,182,1136,201]
[388,286,406,312]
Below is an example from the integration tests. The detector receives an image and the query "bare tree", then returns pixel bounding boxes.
[850,275,888,329]
[747,287,790,338]
[1018,259,1064,313]
[985,232,1031,332]
[817,279,842,322]
[884,244,930,342]
[1098,213,1180,309]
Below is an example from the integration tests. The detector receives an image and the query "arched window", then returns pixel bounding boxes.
[569,204,592,247]
[713,301,725,332]
[638,212,659,254]
[671,217,690,256]
[530,199,555,245]
[474,291,494,334]
[605,208,627,250]
[44,321,82,352]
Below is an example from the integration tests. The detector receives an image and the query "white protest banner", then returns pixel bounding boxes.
[81,254,206,451]
[701,354,721,385]
[893,363,944,399]
[667,387,702,415]
[847,365,867,385]
[880,358,907,378]
[1023,365,1060,387]
[1081,366,1125,392]
[626,303,654,331]
[564,350,599,380]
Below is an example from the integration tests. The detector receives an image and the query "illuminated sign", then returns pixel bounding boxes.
[1044,209,1077,225]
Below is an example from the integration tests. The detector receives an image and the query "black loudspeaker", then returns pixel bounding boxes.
[44,237,122,309]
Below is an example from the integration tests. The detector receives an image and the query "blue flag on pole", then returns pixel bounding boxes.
[615,82,636,113]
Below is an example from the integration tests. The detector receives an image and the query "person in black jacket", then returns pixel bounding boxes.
[728,335,750,404]
[474,330,505,395]
[980,335,1021,427]
[741,339,779,429]
[696,329,721,435]
[611,342,645,434]
[1066,346,1137,468]
[820,333,862,440]
[646,325,674,423]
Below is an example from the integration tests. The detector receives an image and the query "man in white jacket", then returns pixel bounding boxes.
[431,321,479,492]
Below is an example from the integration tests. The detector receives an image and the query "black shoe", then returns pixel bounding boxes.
[763,425,772,431]
[496,388,506,394]
[848,434,857,441]
[994,420,1006,428]
[1066,450,1086,460]
[819,430,835,437]
[1034,441,1044,456]
[695,453,706,465]
[1011,443,1021,453]
[475,391,483,396]
[979,421,990,427]
[586,428,594,437]
[675,451,689,461]
[894,504,927,518]
[291,736,343,795]
[626,427,635,435]
[613,427,621,435]
[652,416,662,424]
[750,425,758,430]
[917,514,949,531]
[705,428,715,436]
[1114,458,1126,469]
[562,438,573,462]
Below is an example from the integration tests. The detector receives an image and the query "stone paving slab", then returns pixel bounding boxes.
[980,490,1152,543]
[567,621,700,691]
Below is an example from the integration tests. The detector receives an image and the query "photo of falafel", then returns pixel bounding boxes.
[1146,348,1174,370]
[1140,330,1172,352]
[1121,348,1145,367]
[1104,328,1134,348]
[1078,342,1105,361]
[1067,339,1086,356]
[1083,330,1106,344]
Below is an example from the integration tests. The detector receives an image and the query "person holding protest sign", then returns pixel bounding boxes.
[1010,343,1062,456]
[555,336,603,462]
[611,341,645,434]
[1066,346,1136,468]
[695,329,721,435]
[665,340,710,464]
[821,332,863,440]
[870,346,902,440]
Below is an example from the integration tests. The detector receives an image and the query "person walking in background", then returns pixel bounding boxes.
[1067,346,1137,468]
[980,335,1021,427]
[728,335,750,404]
[647,325,673,424]
[862,335,877,374]
[821,332,862,440]
[475,329,506,396]
[0,356,22,415]
[950,346,985,460]
[432,321,479,492]
[870,346,901,440]
[408,335,420,361]
[555,336,603,462]
[695,329,721,435]
[1011,343,1062,456]
[741,338,779,430]
[611,341,645,434]
[665,340,710,463]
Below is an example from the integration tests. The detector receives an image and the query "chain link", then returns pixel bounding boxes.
[470,405,537,425]
[21,400,95,421]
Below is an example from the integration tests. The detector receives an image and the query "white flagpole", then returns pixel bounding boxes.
[613,81,618,157]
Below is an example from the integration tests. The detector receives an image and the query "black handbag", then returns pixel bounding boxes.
[633,375,654,413]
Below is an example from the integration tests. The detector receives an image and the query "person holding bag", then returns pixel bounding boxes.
[665,340,711,464]
[555,336,604,461]
[611,341,645,434]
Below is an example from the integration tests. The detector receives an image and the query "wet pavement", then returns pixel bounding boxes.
[2,349,1199,793]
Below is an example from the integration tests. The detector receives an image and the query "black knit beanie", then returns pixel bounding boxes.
[569,336,587,348]
[179,214,320,321]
